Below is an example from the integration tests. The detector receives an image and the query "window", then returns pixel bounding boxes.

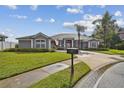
[36,40,46,48]
[91,41,97,48]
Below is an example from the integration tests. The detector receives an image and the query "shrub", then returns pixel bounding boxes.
[15,44,19,48]
[3,48,55,52]
[115,42,124,50]
[83,48,109,51]
[57,47,65,50]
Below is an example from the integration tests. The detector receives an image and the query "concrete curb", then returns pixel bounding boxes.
[93,61,124,88]
[74,61,120,88]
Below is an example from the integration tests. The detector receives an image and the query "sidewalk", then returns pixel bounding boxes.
[0,58,80,88]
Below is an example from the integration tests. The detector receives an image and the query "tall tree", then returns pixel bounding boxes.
[74,24,87,49]
[92,11,119,48]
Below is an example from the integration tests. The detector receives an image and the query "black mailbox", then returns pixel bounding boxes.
[67,48,79,54]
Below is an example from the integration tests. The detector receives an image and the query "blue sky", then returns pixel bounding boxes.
[0,5,124,42]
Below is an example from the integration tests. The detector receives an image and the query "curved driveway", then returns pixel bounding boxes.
[77,51,124,70]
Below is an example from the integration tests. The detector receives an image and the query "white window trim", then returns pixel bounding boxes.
[35,39,46,48]
[90,41,98,48]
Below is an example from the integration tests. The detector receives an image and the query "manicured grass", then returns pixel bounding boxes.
[97,49,124,55]
[31,62,90,88]
[0,52,71,80]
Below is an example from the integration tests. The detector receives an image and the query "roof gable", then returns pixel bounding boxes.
[32,32,50,38]
[16,32,50,39]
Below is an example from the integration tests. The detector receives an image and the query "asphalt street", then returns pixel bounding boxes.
[96,62,124,88]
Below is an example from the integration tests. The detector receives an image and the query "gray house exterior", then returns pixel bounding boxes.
[17,32,100,49]
[51,33,99,49]
[16,32,51,48]
[119,28,124,40]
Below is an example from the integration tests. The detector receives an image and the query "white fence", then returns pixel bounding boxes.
[0,41,16,50]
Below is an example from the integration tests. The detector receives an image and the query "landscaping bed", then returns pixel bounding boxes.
[0,52,71,80]
[96,49,124,55]
[31,62,90,88]
[83,48,109,51]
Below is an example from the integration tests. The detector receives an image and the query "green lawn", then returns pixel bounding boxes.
[97,49,124,55]
[31,62,90,88]
[0,52,71,80]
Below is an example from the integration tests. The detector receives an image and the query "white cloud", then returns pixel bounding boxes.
[30,5,38,11]
[66,8,81,14]
[35,17,43,23]
[0,28,17,42]
[66,6,83,14]
[100,5,106,8]
[63,14,102,34]
[49,18,55,23]
[115,11,122,17]
[83,14,102,21]
[6,5,17,10]
[9,14,27,19]
[116,18,124,27]
[56,5,64,9]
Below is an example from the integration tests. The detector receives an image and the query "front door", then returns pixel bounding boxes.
[66,40,72,48]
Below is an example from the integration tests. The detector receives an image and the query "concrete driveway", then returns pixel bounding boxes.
[76,51,124,70]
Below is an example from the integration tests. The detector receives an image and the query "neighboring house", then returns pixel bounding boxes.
[0,34,8,41]
[16,32,52,48]
[118,28,124,40]
[0,34,16,50]
[17,32,100,49]
[51,33,99,49]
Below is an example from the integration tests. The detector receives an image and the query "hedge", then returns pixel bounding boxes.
[115,42,124,50]
[83,48,109,51]
[3,48,55,52]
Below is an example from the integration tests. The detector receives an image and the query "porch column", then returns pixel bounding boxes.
[88,41,91,48]
[48,39,51,48]
[72,39,74,48]
[63,39,65,48]
[31,39,33,48]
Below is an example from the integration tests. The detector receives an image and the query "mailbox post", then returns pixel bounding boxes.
[67,48,78,87]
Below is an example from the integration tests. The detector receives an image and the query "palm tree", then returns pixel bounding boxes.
[74,24,87,49]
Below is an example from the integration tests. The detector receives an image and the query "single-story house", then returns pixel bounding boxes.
[0,34,16,50]
[51,33,99,49]
[16,32,100,49]
[0,34,8,41]
[16,32,52,48]
[118,28,124,40]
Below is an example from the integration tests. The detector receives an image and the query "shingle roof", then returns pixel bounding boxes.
[16,32,50,39]
[51,33,94,41]
[119,28,124,34]
[0,34,8,38]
